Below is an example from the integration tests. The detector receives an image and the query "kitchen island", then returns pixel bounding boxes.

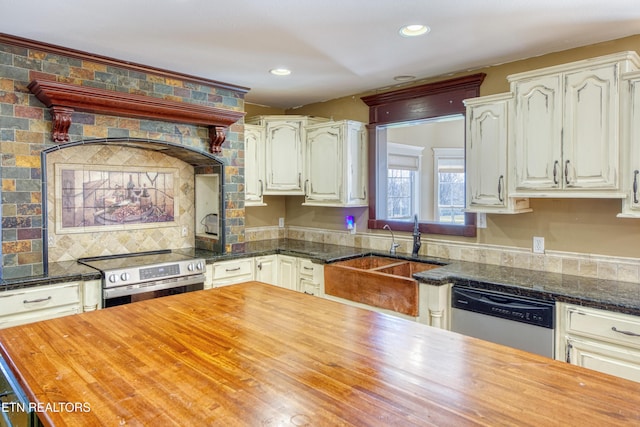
[1,281,639,426]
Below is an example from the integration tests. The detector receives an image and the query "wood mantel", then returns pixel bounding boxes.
[27,79,245,153]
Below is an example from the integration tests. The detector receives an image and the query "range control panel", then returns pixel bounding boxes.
[104,259,205,287]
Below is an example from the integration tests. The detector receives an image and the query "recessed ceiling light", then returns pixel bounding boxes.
[393,75,416,82]
[399,24,430,37]
[270,68,291,76]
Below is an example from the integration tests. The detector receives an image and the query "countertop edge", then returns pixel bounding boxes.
[3,239,639,316]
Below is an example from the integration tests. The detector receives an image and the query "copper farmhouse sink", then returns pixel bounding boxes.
[324,256,442,316]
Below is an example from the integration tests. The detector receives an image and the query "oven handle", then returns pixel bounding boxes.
[103,274,205,300]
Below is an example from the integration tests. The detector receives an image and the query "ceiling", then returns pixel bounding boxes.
[2,0,640,109]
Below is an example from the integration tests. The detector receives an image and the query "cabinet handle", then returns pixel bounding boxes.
[564,160,570,185]
[611,326,640,337]
[303,266,313,270]
[298,173,302,189]
[304,179,309,197]
[23,296,52,304]
[225,267,241,272]
[633,170,639,204]
[257,263,262,271]
[258,179,264,197]
[498,175,504,202]
[553,160,559,185]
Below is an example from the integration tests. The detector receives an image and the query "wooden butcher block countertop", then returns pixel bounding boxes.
[1,281,640,426]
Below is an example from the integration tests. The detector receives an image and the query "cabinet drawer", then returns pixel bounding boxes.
[0,282,81,317]
[567,305,640,350]
[298,259,317,277]
[300,278,320,296]
[212,259,254,280]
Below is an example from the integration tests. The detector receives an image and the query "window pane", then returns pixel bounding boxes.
[388,168,414,219]
[437,171,465,223]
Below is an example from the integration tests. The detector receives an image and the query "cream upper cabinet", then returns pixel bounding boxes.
[303,120,367,207]
[509,52,640,197]
[247,115,326,195]
[244,124,266,206]
[619,71,640,217]
[465,93,531,214]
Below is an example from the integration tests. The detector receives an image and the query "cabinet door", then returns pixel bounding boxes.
[265,120,304,193]
[255,255,277,285]
[277,255,298,290]
[244,124,265,205]
[622,75,640,214]
[513,75,563,190]
[567,337,640,383]
[466,97,509,208]
[305,124,342,202]
[563,64,620,189]
[345,122,367,205]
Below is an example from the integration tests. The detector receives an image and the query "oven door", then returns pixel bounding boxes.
[103,274,205,308]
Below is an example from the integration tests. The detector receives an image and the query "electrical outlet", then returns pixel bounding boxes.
[181,226,188,237]
[533,236,545,254]
[278,217,284,228]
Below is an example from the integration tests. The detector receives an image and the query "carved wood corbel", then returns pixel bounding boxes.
[27,79,244,151]
[51,106,74,143]
[208,126,227,154]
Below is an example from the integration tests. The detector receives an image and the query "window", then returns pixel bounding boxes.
[386,142,423,220]
[387,168,416,219]
[433,148,465,223]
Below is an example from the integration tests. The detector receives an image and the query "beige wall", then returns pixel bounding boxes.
[247,34,640,258]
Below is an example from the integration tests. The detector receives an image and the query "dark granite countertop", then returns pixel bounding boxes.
[3,239,640,316]
[413,260,640,316]
[0,260,101,292]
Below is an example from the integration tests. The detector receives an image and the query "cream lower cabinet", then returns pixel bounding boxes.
[277,255,298,290]
[254,255,277,285]
[509,52,640,197]
[82,279,102,311]
[210,258,254,287]
[303,120,367,207]
[417,282,451,329]
[557,302,640,382]
[0,282,82,329]
[298,258,324,296]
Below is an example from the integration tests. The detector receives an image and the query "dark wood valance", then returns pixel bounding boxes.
[28,79,245,154]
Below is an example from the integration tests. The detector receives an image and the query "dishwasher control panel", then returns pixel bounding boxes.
[452,286,554,328]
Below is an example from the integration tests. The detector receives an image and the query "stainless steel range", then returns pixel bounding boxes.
[79,250,206,308]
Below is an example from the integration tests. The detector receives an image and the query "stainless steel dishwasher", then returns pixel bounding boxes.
[450,285,555,358]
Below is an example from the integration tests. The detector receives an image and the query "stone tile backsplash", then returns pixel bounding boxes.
[246,225,640,284]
